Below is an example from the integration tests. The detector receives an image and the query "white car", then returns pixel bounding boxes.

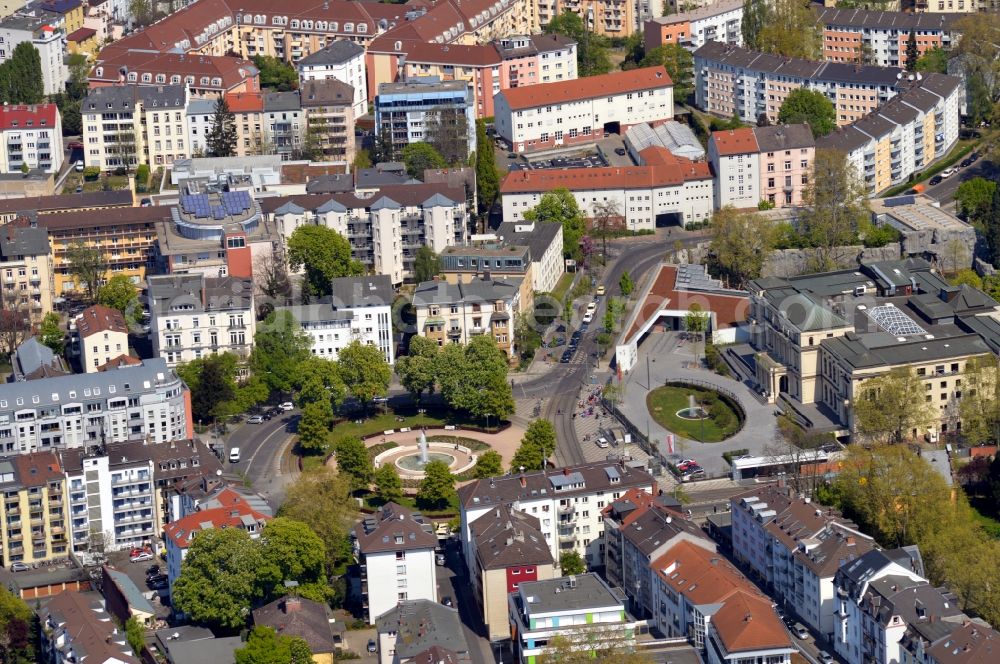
[74,160,84,172]
[586,302,597,313]
[246,415,264,424]
[279,402,294,411]
[596,437,610,448]
[130,552,154,563]
[582,312,594,324]
[940,167,958,178]
[229,447,241,463]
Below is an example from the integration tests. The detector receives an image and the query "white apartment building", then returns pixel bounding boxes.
[76,305,130,373]
[643,0,743,51]
[495,221,564,293]
[277,275,394,365]
[494,66,674,153]
[412,277,523,360]
[185,98,215,156]
[0,104,63,174]
[500,147,714,230]
[354,503,438,624]
[264,184,468,286]
[296,40,367,117]
[707,128,761,209]
[458,461,656,568]
[0,358,192,455]
[148,273,256,367]
[0,14,65,96]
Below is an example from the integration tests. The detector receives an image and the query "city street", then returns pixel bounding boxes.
[220,410,300,508]
[923,154,996,204]
[435,540,495,664]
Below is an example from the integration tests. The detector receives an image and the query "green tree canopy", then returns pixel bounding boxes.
[559,551,586,576]
[66,243,104,301]
[0,585,34,663]
[296,400,332,454]
[97,275,140,322]
[758,0,821,59]
[545,11,612,77]
[798,149,869,272]
[914,47,948,74]
[741,0,768,50]
[335,435,373,489]
[294,355,346,410]
[278,467,356,576]
[401,142,447,179]
[38,312,64,354]
[414,246,442,283]
[416,459,456,510]
[436,336,514,420]
[619,271,634,298]
[708,206,777,288]
[852,368,934,445]
[510,420,556,471]
[473,449,504,479]
[396,336,440,402]
[374,464,404,504]
[172,527,267,629]
[286,225,364,300]
[337,340,391,405]
[640,45,693,101]
[958,355,1000,446]
[905,31,919,72]
[475,118,500,217]
[251,56,298,91]
[259,518,329,602]
[206,95,237,158]
[777,89,836,138]
[236,626,312,664]
[955,177,996,225]
[523,189,585,261]
[0,43,43,104]
[176,353,239,423]
[250,311,314,395]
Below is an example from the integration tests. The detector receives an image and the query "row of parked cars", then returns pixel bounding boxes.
[675,459,705,480]
[560,330,584,363]
[247,402,294,424]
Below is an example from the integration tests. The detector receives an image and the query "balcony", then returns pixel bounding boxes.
[557,503,574,515]
[7,532,21,541]
[558,527,575,542]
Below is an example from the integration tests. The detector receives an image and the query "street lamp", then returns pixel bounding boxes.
[485,412,492,431]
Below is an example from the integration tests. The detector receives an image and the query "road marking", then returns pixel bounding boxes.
[244,423,295,478]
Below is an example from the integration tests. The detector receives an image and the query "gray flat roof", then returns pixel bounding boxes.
[517,573,625,615]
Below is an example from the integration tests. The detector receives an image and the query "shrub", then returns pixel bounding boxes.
[82,166,100,181]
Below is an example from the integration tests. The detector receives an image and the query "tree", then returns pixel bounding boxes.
[66,242,104,301]
[959,356,1000,446]
[251,56,298,91]
[401,142,447,179]
[523,189,585,261]
[852,368,934,445]
[286,225,364,300]
[475,118,499,218]
[510,420,556,471]
[416,459,456,510]
[559,551,586,576]
[66,53,89,101]
[297,400,332,453]
[640,45,693,101]
[396,336,439,402]
[905,31,919,72]
[374,464,404,504]
[124,616,144,656]
[741,0,768,50]
[0,586,33,663]
[38,312,64,354]
[0,43,43,105]
[294,355,346,410]
[777,89,836,138]
[176,353,239,423]
[250,311,313,395]
[758,0,820,59]
[354,149,372,170]
[955,177,996,225]
[279,467,356,576]
[684,304,708,341]
[52,92,81,136]
[589,199,620,261]
[708,207,777,288]
[988,181,1000,265]
[335,436,373,489]
[437,336,514,420]
[236,627,312,664]
[97,274,140,322]
[545,11,611,77]
[259,518,328,601]
[173,527,267,629]
[952,268,982,289]
[206,95,237,158]
[619,271,634,298]
[414,246,442,283]
[473,449,504,479]
[253,252,292,304]
[338,340,391,405]
[798,149,869,272]
[915,47,949,74]
[423,107,470,165]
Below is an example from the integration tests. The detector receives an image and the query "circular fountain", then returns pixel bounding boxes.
[675,394,709,420]
[371,429,478,479]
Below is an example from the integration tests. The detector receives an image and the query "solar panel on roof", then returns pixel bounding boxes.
[884,195,915,208]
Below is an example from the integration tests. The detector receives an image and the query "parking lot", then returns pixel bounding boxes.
[107,549,173,620]
[509,153,608,171]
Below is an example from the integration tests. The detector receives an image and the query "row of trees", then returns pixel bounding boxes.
[742,0,821,59]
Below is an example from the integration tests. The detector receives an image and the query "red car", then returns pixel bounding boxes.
[677,460,697,471]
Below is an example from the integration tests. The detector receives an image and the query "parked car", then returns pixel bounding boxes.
[582,312,594,324]
[586,302,597,313]
[246,415,264,424]
[961,158,973,168]
[614,147,627,156]
[130,552,153,563]
[9,562,29,572]
[793,623,810,640]
[147,574,168,586]
[229,447,241,463]
[367,640,377,653]
[596,285,606,296]
[279,402,294,411]
[940,167,958,178]
[677,459,697,470]
[435,553,446,566]
[596,437,610,448]
[560,350,573,363]
[817,651,835,664]
[145,565,160,577]
[372,396,389,404]
[929,175,943,185]
[442,596,453,607]
[74,160,84,172]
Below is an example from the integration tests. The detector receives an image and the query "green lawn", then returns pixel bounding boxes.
[63,173,131,194]
[968,495,1000,539]
[329,411,447,449]
[646,386,742,442]
[550,272,575,303]
[363,492,459,517]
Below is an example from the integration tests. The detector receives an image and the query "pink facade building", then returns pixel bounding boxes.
[754,124,815,208]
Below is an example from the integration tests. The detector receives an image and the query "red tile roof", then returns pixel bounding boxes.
[500,153,711,195]
[67,27,97,42]
[225,92,264,113]
[600,487,656,526]
[13,451,63,488]
[91,47,258,92]
[711,127,760,156]
[712,589,792,653]
[163,496,271,549]
[394,40,501,67]
[499,66,672,110]
[113,0,231,52]
[97,354,142,371]
[77,305,128,339]
[0,104,58,132]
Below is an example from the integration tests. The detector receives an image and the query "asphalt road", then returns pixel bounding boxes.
[436,540,495,664]
[923,154,996,204]
[223,410,300,507]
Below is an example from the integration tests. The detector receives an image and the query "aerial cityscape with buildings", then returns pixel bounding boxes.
[0,0,998,661]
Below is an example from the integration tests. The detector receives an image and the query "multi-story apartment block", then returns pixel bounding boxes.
[817,8,963,69]
[458,461,656,568]
[89,48,260,98]
[148,273,256,367]
[467,504,556,641]
[730,484,874,641]
[0,357,192,455]
[412,277,523,359]
[81,84,191,170]
[496,34,578,88]
[916,0,975,12]
[818,73,962,195]
[225,92,267,157]
[494,221,564,293]
[495,66,674,153]
[278,275,394,365]
[0,451,71,566]
[297,40,367,117]
[354,502,438,624]
[263,91,304,160]
[694,41,903,126]
[747,258,1000,440]
[500,145,713,230]
[164,487,270,595]
[508,574,639,664]
[644,0,742,53]
[537,0,634,37]
[708,124,815,209]
[185,98,215,156]
[300,78,356,164]
[375,78,476,159]
[0,14,65,96]
[262,183,468,285]
[0,221,54,326]
[77,305,130,373]
[0,104,63,174]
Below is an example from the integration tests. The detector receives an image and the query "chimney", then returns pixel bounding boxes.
[285,596,302,612]
[846,536,856,546]
[519,475,526,488]
[563,467,569,476]
[483,269,491,282]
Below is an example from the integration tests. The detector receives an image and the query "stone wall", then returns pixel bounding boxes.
[760,245,902,278]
